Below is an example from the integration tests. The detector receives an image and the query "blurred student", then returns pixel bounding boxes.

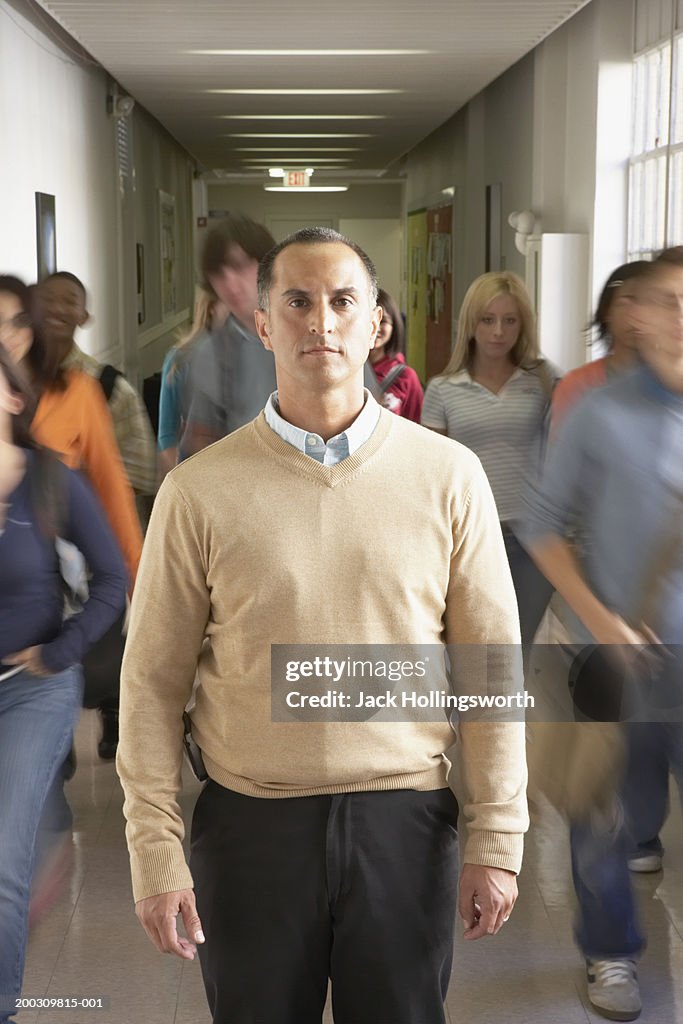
[369,288,423,422]
[0,275,141,762]
[37,272,156,497]
[550,261,650,436]
[0,345,126,1023]
[158,288,227,475]
[522,250,683,1022]
[180,215,277,458]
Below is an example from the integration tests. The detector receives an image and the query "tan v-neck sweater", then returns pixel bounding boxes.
[118,410,527,901]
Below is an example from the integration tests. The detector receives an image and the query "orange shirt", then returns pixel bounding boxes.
[549,356,609,440]
[32,369,142,586]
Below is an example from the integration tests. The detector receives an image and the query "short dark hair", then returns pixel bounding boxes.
[42,271,87,302]
[592,260,651,348]
[257,226,378,310]
[201,214,276,290]
[655,245,683,267]
[376,288,405,357]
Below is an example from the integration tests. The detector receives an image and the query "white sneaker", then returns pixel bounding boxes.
[587,959,641,1021]
[628,852,663,873]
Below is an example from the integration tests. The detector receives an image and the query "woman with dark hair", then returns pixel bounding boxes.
[0,345,126,1022]
[0,275,142,589]
[550,260,650,436]
[369,288,424,422]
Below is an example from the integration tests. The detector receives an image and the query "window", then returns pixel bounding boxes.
[628,3,683,258]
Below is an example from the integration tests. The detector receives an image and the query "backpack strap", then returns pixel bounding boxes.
[99,363,123,402]
[378,362,407,395]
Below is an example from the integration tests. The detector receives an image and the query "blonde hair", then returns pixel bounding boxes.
[442,271,539,375]
[167,287,219,378]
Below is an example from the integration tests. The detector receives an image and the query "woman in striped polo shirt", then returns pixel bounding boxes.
[422,270,559,661]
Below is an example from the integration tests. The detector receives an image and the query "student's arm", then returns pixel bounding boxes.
[108,375,158,495]
[519,399,643,644]
[421,377,449,435]
[158,350,182,454]
[41,467,128,672]
[77,374,143,586]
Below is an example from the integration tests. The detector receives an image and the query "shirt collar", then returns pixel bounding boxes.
[447,366,525,386]
[264,389,381,460]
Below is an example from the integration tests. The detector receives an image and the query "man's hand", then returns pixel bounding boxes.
[4,646,49,677]
[458,863,517,940]
[135,889,205,961]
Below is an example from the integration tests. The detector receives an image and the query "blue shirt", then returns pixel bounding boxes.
[521,363,683,644]
[264,389,380,465]
[181,316,277,456]
[157,337,205,450]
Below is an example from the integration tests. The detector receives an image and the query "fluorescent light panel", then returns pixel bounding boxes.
[227,133,372,139]
[218,115,387,120]
[188,49,430,56]
[207,88,402,95]
[264,186,348,192]
[234,147,360,152]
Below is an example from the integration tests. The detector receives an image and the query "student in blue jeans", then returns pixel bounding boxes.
[522,248,683,1022]
[0,340,126,1022]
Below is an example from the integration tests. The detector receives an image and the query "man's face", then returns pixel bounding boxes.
[207,244,258,329]
[635,265,683,392]
[38,278,88,358]
[254,242,381,400]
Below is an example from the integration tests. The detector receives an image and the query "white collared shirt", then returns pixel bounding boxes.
[264,389,380,466]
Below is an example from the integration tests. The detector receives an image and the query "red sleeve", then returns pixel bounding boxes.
[399,368,425,423]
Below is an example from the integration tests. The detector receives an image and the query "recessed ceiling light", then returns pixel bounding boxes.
[234,147,361,152]
[242,157,354,163]
[187,49,430,56]
[264,186,349,192]
[207,89,402,95]
[227,133,372,139]
[218,115,387,120]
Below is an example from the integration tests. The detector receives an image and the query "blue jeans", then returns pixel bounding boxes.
[0,666,82,1022]
[622,719,683,860]
[571,716,683,960]
[570,812,645,960]
[503,527,554,664]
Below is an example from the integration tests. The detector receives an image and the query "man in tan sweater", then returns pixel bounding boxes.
[118,228,528,1024]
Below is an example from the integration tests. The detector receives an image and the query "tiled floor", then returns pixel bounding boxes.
[20,709,683,1024]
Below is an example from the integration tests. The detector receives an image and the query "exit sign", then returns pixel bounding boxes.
[284,170,309,188]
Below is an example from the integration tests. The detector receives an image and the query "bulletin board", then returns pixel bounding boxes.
[406,209,428,383]
[159,190,177,320]
[425,203,453,381]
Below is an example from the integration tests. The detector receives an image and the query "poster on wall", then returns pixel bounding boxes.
[35,192,56,280]
[159,190,177,319]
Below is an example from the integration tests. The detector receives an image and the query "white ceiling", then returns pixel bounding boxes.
[35,0,592,179]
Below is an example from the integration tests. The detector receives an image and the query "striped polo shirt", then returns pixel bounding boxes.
[422,367,549,522]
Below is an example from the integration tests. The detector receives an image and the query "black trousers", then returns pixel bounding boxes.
[189,783,459,1024]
